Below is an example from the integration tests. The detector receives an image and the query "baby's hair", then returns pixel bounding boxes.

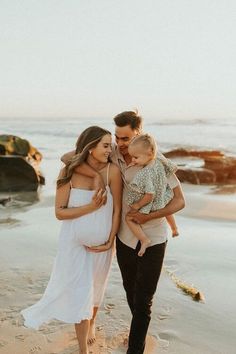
[129,133,157,158]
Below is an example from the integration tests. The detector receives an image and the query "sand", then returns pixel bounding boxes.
[0,184,236,354]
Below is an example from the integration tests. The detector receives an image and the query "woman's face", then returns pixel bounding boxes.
[90,134,112,163]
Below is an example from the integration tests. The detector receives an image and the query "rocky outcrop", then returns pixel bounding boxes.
[0,135,45,192]
[164,148,236,185]
[0,135,42,161]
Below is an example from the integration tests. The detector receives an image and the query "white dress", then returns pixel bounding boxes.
[21,165,113,329]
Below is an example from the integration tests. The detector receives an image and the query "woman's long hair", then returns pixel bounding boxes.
[57,126,111,188]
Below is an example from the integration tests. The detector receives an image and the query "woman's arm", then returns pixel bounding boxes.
[87,164,122,251]
[55,169,104,220]
[106,164,122,244]
[127,183,185,224]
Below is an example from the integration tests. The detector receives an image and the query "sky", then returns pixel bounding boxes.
[1,0,236,120]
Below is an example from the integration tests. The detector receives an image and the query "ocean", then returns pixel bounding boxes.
[0,116,236,354]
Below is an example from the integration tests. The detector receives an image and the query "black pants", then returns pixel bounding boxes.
[116,237,167,354]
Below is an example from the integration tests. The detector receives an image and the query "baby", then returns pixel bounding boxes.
[126,134,179,256]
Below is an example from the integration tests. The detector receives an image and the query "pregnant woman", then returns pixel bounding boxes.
[21,126,122,354]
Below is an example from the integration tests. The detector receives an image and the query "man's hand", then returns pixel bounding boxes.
[126,209,150,224]
[93,174,105,190]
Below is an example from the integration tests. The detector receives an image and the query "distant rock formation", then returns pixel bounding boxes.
[164,148,236,185]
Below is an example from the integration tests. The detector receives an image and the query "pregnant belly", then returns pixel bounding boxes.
[72,210,112,247]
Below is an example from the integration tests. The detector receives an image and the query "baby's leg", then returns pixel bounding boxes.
[166,214,179,237]
[126,215,151,256]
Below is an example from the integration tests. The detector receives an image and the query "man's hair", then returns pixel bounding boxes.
[113,110,143,131]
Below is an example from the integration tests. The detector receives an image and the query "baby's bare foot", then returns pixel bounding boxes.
[138,239,151,256]
[172,230,179,237]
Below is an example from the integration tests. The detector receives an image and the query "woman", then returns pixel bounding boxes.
[21,126,122,354]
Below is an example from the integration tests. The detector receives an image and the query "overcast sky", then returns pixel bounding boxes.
[1,0,236,120]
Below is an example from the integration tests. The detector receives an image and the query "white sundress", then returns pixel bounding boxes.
[21,164,113,329]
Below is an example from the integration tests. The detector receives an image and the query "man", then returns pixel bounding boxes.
[62,111,185,354]
[110,111,184,354]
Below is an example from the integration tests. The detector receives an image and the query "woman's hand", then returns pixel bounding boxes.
[90,188,106,210]
[93,175,107,205]
[85,240,113,253]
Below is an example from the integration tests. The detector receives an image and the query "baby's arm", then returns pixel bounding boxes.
[131,193,154,210]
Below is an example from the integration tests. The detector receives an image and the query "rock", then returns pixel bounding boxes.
[164,148,236,185]
[0,197,11,206]
[0,135,45,192]
[176,167,216,184]
[0,135,42,161]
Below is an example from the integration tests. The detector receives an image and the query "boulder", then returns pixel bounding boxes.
[164,148,236,185]
[0,135,45,192]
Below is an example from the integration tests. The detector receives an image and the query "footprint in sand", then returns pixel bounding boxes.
[104,303,115,314]
[23,275,34,284]
[39,326,57,334]
[104,303,115,310]
[30,346,42,353]
[96,325,103,332]
[0,340,8,348]
[15,334,26,342]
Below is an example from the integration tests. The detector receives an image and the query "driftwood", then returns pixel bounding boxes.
[165,269,205,302]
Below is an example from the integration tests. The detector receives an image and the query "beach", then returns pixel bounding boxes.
[1,117,236,354]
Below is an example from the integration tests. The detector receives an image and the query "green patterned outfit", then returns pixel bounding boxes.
[127,157,177,214]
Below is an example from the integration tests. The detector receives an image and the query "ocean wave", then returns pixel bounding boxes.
[146,118,236,127]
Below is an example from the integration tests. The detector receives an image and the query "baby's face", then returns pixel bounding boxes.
[128,144,153,167]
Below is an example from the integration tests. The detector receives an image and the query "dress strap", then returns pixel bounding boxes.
[69,180,73,189]
[106,163,110,187]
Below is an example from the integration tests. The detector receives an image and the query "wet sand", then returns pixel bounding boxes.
[0,184,236,353]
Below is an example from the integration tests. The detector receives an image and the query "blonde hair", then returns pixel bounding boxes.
[57,126,111,188]
[129,133,157,158]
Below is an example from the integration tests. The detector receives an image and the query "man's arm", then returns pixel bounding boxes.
[127,184,185,224]
[61,150,105,190]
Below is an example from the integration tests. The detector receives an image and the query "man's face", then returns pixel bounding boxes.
[115,125,139,157]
